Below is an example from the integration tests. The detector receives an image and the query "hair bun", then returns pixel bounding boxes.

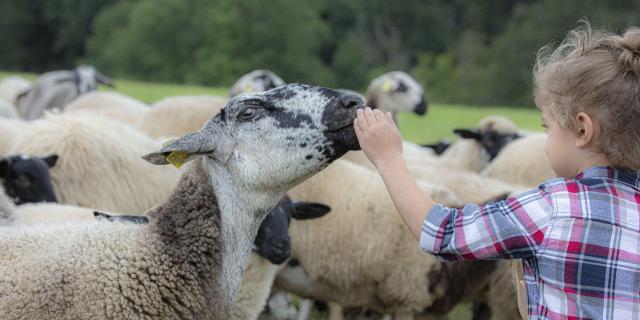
[618,29,640,76]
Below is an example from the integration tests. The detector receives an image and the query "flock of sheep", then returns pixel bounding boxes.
[0,67,554,320]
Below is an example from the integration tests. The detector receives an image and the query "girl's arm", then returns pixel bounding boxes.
[354,108,435,239]
[354,108,551,261]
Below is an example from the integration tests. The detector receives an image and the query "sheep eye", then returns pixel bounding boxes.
[239,107,258,121]
[395,81,408,93]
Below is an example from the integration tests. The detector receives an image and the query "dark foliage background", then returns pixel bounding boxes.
[2,0,639,106]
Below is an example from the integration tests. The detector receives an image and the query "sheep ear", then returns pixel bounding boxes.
[142,132,211,166]
[42,154,58,168]
[453,129,482,141]
[95,71,114,87]
[291,202,331,220]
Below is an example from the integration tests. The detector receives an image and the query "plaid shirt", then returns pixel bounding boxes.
[420,166,640,319]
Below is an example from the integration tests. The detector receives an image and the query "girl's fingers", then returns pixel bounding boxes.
[354,119,363,138]
[363,107,376,126]
[385,112,395,125]
[372,109,384,122]
[356,109,369,129]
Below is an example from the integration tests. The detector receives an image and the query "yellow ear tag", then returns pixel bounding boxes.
[244,84,254,93]
[381,79,393,92]
[165,151,189,168]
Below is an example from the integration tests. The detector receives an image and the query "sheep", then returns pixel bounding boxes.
[0,118,29,156]
[481,133,555,187]
[16,65,113,120]
[137,95,227,139]
[275,160,461,317]
[274,159,520,320]
[9,114,180,213]
[0,83,365,319]
[0,98,18,118]
[451,115,521,161]
[0,154,58,205]
[9,110,319,319]
[228,69,286,97]
[0,76,31,105]
[366,71,427,116]
[64,91,149,126]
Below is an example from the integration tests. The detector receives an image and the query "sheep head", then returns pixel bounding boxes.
[366,71,427,116]
[143,84,364,191]
[228,69,286,97]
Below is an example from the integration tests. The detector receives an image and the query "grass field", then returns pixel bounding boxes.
[1,71,543,144]
[2,71,535,319]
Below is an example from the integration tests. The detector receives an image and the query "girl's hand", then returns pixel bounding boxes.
[354,107,403,168]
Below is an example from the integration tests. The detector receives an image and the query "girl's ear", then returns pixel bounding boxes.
[575,112,599,148]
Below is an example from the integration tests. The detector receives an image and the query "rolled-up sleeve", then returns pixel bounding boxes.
[419,185,554,261]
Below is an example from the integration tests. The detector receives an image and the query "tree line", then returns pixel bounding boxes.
[1,0,639,106]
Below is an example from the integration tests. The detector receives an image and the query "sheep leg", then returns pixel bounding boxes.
[296,299,313,320]
[328,302,344,320]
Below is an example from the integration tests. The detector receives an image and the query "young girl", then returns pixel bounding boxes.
[354,24,640,319]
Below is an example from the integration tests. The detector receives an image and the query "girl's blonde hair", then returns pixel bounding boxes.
[534,22,640,170]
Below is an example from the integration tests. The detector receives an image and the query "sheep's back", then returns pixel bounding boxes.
[10,114,179,213]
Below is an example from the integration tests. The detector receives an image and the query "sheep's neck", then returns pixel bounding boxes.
[150,160,225,310]
[151,158,282,306]
[204,158,282,302]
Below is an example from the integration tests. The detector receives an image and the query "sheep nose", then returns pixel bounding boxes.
[339,95,363,110]
[414,97,428,115]
[272,241,290,255]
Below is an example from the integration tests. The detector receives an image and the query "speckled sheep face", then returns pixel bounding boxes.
[366,71,427,115]
[221,84,363,190]
[144,84,364,191]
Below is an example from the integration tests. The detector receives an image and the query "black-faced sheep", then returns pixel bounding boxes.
[0,154,58,205]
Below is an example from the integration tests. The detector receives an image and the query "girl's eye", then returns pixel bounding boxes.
[239,107,258,121]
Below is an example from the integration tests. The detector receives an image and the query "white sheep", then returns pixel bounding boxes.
[366,71,427,116]
[64,91,149,126]
[0,83,365,319]
[0,98,18,119]
[274,159,520,319]
[276,160,462,318]
[16,65,113,120]
[228,69,286,97]
[137,95,227,139]
[9,113,180,213]
[0,76,31,105]
[481,133,555,187]
[0,118,29,157]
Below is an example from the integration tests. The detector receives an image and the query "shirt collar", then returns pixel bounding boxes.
[576,166,614,179]
[576,166,640,188]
